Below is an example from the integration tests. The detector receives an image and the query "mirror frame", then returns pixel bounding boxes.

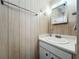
[50,2,68,25]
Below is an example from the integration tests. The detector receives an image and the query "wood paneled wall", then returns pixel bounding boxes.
[49,0,77,36]
[0,2,9,59]
[77,0,79,59]
[0,0,48,59]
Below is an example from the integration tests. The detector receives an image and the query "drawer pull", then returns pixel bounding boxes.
[51,57,54,59]
[46,53,48,56]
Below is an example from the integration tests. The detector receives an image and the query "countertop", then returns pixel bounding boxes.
[39,34,77,54]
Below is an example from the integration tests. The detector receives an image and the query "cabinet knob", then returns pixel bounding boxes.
[45,53,48,56]
[51,57,54,59]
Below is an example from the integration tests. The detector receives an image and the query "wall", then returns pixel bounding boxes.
[0,0,48,59]
[49,0,77,35]
[77,0,79,59]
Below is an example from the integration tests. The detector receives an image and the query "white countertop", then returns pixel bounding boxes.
[39,34,77,54]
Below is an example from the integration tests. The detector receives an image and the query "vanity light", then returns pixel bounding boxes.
[46,6,52,16]
[51,0,67,10]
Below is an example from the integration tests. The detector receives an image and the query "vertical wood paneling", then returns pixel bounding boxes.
[0,3,9,59]
[25,15,31,59]
[25,1,31,59]
[20,11,26,59]
[8,0,20,59]
[30,16,35,59]
[77,0,79,58]
[19,0,26,59]
[9,8,20,59]
[8,7,15,59]
[0,3,1,59]
[0,0,48,59]
[39,15,49,34]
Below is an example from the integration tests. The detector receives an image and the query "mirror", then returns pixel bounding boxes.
[51,3,68,24]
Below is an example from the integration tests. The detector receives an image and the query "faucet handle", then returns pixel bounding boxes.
[73,24,77,31]
[55,35,61,38]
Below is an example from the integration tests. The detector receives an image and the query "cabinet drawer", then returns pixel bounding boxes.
[40,47,50,59]
[39,41,72,59]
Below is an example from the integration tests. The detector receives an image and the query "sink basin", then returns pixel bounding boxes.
[45,37,70,44]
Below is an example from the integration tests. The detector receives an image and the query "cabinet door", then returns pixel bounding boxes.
[40,47,50,59]
[50,53,61,59]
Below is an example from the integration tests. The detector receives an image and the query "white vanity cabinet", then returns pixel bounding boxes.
[39,41,73,59]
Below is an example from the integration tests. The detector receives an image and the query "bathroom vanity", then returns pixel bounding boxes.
[39,34,77,59]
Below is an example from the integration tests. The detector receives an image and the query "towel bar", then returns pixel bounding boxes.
[1,0,38,16]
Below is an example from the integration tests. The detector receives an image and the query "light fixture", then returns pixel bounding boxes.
[46,6,52,16]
